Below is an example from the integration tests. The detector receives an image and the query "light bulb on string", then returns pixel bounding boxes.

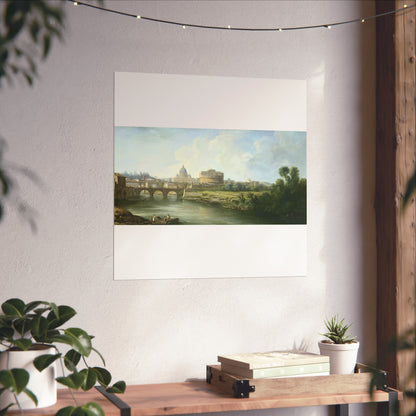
[65,0,416,33]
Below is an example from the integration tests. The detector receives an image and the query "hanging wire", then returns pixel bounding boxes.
[68,0,415,32]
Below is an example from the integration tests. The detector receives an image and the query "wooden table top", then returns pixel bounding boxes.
[9,380,401,416]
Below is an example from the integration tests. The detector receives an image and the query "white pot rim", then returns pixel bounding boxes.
[318,340,359,351]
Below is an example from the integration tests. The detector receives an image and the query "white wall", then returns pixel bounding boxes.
[0,1,376,415]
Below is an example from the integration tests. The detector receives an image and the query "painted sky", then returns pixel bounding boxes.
[114,126,306,183]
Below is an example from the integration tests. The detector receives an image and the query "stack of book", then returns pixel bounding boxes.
[217,350,330,379]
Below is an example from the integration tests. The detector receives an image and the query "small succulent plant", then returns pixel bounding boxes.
[321,315,357,344]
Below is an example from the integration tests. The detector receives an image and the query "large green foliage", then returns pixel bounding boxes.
[0,298,125,415]
[0,0,65,86]
[251,166,306,224]
[0,0,66,227]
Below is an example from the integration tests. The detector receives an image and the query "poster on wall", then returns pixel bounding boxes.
[114,72,307,279]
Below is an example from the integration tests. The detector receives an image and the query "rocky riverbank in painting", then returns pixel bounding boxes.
[115,207,179,225]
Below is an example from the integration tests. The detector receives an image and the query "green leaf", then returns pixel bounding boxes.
[47,305,76,329]
[29,19,41,42]
[31,314,49,340]
[52,328,91,357]
[5,17,25,42]
[0,369,29,393]
[91,367,111,387]
[24,301,48,313]
[91,347,105,366]
[42,34,51,59]
[81,402,105,416]
[2,298,25,316]
[80,369,97,391]
[56,372,86,390]
[55,406,76,416]
[106,381,126,394]
[33,353,61,372]
[23,72,33,86]
[55,403,105,416]
[403,170,416,207]
[0,326,14,339]
[49,303,59,319]
[23,387,38,406]
[14,317,32,336]
[64,349,81,372]
[10,338,32,350]
[0,403,15,416]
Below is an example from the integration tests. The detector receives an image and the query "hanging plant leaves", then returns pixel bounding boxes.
[9,338,32,351]
[30,314,49,340]
[1,298,25,317]
[23,387,38,406]
[106,381,126,394]
[52,328,91,357]
[0,369,29,394]
[55,403,105,416]
[92,367,111,387]
[0,403,15,416]
[56,372,86,390]
[47,305,76,329]
[79,369,97,391]
[64,349,81,372]
[33,353,61,372]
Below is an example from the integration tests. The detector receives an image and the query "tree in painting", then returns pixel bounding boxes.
[251,166,306,224]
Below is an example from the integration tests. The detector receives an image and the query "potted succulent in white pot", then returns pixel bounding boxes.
[318,315,360,375]
[0,298,125,416]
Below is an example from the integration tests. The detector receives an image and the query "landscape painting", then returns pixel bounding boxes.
[113,72,307,279]
[114,127,306,226]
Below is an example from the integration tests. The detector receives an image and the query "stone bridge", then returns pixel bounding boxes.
[133,182,186,200]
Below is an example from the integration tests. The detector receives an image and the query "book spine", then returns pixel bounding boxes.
[221,362,330,379]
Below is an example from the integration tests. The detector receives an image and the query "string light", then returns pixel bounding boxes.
[67,0,416,32]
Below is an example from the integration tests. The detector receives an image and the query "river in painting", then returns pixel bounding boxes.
[117,195,275,225]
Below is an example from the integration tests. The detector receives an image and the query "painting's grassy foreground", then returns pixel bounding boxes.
[183,189,266,211]
[183,166,307,224]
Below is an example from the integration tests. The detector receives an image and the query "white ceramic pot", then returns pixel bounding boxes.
[0,344,57,409]
[318,341,359,375]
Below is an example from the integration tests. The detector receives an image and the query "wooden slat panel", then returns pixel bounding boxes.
[376,1,416,414]
[395,2,416,414]
[376,0,399,388]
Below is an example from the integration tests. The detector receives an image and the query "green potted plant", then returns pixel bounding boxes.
[0,298,125,415]
[318,315,360,374]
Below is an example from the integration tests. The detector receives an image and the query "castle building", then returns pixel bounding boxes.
[199,169,224,186]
